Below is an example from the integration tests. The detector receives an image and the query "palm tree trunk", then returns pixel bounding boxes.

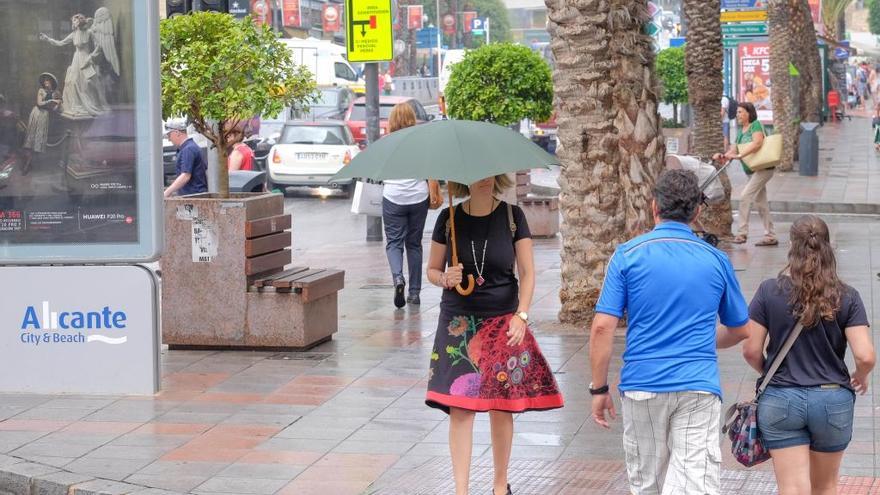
[769,0,796,171]
[547,0,664,324]
[683,0,732,237]
[793,0,822,123]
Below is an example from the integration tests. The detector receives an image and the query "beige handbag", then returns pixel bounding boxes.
[738,133,782,172]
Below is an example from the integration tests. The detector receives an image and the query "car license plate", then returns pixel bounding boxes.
[296,152,327,161]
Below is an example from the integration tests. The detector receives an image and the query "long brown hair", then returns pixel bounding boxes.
[388,103,416,133]
[780,215,843,327]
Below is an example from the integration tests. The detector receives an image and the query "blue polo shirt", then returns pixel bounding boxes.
[176,138,208,196]
[595,221,749,397]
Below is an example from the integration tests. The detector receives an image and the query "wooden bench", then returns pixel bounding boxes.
[242,216,345,350]
[162,193,344,352]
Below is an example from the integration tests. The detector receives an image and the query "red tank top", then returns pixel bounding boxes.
[232,143,255,171]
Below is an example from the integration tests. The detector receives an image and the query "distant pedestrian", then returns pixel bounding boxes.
[721,95,731,149]
[383,71,394,96]
[743,215,875,495]
[419,63,429,77]
[382,103,441,308]
[590,169,749,495]
[164,121,208,198]
[714,101,777,246]
[873,104,880,152]
[426,175,563,495]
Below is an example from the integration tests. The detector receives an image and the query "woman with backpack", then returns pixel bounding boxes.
[713,101,777,246]
[425,175,563,495]
[742,215,875,495]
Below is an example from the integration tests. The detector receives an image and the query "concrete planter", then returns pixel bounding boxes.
[161,193,340,349]
[662,127,692,155]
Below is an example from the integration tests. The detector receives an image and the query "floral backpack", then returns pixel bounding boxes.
[722,320,804,467]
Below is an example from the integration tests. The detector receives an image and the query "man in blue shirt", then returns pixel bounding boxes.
[589,170,749,495]
[163,121,208,198]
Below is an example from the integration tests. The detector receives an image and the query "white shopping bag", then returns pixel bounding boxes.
[350,181,384,216]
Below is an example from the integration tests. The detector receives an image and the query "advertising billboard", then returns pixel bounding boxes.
[0,0,162,263]
[739,41,773,123]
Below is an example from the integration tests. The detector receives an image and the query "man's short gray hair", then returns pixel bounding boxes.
[654,170,701,223]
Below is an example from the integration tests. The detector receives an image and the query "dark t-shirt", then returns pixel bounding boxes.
[749,277,870,390]
[176,138,208,196]
[431,201,531,317]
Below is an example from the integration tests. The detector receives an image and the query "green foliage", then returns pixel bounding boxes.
[160,12,316,150]
[870,0,880,35]
[656,47,688,107]
[444,43,552,126]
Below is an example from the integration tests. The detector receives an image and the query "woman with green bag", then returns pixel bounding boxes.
[713,102,778,246]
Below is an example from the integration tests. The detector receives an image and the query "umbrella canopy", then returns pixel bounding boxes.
[331,119,559,185]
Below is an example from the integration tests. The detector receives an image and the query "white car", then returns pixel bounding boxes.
[267,121,359,195]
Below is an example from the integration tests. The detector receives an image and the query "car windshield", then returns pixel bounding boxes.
[279,125,351,145]
[348,104,396,121]
[316,89,339,108]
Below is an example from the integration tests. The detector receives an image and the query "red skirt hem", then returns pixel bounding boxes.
[425,390,564,413]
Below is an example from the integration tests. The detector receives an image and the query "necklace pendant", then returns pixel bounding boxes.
[476,276,485,286]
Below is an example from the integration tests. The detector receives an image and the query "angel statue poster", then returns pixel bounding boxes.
[40,7,120,118]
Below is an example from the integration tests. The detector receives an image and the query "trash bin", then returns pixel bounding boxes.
[798,122,820,176]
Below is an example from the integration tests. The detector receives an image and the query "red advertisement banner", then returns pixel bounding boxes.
[739,42,773,123]
[408,5,423,30]
[323,4,341,32]
[442,13,455,34]
[462,11,476,33]
[282,0,301,27]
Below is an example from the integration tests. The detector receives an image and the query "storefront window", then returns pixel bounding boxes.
[0,1,159,259]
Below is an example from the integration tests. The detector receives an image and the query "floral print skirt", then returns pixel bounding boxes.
[425,311,564,414]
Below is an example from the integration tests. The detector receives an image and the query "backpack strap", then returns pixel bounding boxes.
[507,202,517,239]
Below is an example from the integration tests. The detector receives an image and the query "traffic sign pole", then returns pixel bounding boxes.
[364,63,383,242]
[486,17,490,44]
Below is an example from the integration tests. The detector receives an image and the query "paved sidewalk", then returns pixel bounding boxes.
[532,115,880,213]
[0,211,878,494]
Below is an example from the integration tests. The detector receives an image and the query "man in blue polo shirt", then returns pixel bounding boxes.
[163,121,208,198]
[589,170,749,495]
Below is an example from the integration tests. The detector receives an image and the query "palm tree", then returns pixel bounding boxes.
[547,1,664,323]
[823,0,853,40]
[793,0,823,123]
[769,0,797,171]
[683,0,732,237]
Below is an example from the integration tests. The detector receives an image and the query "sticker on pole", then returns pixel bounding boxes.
[345,0,393,62]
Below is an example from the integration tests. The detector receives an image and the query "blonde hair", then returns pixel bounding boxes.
[448,175,514,198]
[388,103,416,133]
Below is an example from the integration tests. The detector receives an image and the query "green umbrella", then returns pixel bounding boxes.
[331,119,559,185]
[332,119,558,297]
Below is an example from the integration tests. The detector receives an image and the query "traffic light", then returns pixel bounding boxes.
[192,0,229,12]
[165,0,192,17]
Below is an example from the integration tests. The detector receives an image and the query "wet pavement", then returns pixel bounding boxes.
[0,118,879,494]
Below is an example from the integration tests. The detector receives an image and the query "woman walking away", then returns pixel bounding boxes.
[382,103,442,308]
[426,175,564,495]
[743,215,875,495]
[713,101,777,246]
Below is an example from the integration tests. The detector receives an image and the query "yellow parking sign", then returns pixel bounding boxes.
[345,0,394,62]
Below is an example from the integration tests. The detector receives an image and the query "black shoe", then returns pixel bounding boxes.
[406,294,420,305]
[491,485,512,495]
[393,279,406,308]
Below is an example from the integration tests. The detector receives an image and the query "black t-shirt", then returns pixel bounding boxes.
[431,201,531,317]
[749,277,870,390]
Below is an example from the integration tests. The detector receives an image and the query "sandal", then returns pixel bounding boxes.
[755,237,779,247]
[730,235,747,244]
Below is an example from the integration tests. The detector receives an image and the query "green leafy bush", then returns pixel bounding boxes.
[444,43,553,126]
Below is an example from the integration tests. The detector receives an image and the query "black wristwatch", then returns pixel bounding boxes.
[589,382,610,396]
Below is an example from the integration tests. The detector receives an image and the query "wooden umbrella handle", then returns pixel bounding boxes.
[448,187,474,296]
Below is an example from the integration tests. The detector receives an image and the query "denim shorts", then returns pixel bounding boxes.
[757,385,855,453]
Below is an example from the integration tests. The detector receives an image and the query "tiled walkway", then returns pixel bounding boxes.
[2,120,880,493]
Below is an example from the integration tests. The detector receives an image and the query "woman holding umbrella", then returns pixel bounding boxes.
[426,176,564,495]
